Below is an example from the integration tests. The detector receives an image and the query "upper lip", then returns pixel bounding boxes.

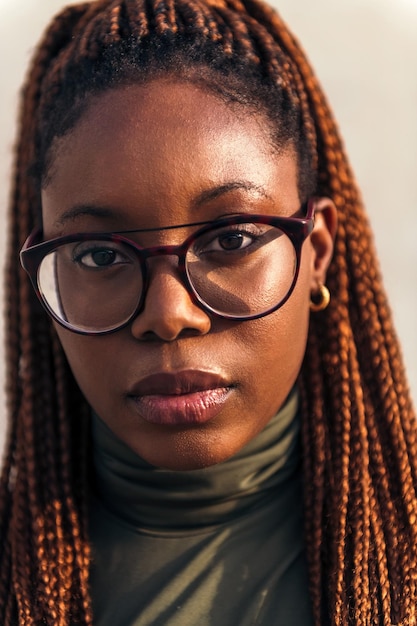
[127,370,231,397]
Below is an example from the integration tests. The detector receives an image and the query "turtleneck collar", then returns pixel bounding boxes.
[91,387,301,531]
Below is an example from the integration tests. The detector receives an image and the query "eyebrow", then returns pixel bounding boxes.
[55,205,115,227]
[54,180,271,227]
[192,181,271,207]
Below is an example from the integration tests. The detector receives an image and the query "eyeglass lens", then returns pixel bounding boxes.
[37,221,298,333]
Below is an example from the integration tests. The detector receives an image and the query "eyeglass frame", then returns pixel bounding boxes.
[20,198,315,335]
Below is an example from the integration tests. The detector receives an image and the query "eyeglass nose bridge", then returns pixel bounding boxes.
[136,239,199,312]
[139,239,190,262]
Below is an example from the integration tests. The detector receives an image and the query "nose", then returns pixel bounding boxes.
[130,257,212,341]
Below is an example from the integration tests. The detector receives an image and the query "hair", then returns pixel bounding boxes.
[1,0,416,624]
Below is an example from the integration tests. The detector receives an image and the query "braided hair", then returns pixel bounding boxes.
[2,0,416,624]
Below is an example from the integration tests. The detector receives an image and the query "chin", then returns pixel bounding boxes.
[136,432,242,472]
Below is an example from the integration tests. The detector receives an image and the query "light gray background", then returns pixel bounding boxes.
[1,0,416,450]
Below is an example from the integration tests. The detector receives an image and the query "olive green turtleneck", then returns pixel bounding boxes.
[89,389,313,625]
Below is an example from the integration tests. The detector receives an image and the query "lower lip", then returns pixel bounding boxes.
[129,387,231,426]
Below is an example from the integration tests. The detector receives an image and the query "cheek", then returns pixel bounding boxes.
[230,270,311,421]
[53,324,113,404]
[240,244,312,372]
[246,295,310,373]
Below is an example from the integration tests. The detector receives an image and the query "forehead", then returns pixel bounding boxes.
[42,80,299,232]
[48,79,281,172]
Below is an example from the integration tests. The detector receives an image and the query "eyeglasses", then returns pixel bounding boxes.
[20,199,315,335]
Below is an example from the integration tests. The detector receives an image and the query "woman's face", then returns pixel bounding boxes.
[41,80,335,470]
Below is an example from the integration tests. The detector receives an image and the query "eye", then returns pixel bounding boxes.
[215,230,254,251]
[196,224,262,255]
[72,243,129,268]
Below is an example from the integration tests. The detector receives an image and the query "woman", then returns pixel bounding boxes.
[1,0,416,624]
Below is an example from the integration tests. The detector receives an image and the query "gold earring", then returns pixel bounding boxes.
[310,284,330,312]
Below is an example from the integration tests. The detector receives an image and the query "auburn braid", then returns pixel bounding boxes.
[2,5,96,624]
[299,46,417,621]
[1,0,416,624]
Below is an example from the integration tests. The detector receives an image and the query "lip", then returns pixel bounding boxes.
[127,370,233,426]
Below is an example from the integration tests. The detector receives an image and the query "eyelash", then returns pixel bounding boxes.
[73,245,129,268]
[193,224,263,254]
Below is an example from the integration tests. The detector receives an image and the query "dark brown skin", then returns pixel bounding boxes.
[42,80,336,471]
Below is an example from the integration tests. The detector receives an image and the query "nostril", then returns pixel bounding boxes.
[136,326,207,343]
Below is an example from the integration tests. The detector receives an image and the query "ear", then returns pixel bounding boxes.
[309,197,337,289]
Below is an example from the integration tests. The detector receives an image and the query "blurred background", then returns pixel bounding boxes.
[0,0,416,448]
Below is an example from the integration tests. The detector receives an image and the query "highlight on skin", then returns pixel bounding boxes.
[1,0,416,624]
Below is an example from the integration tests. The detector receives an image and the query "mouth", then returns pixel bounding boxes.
[127,370,233,426]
